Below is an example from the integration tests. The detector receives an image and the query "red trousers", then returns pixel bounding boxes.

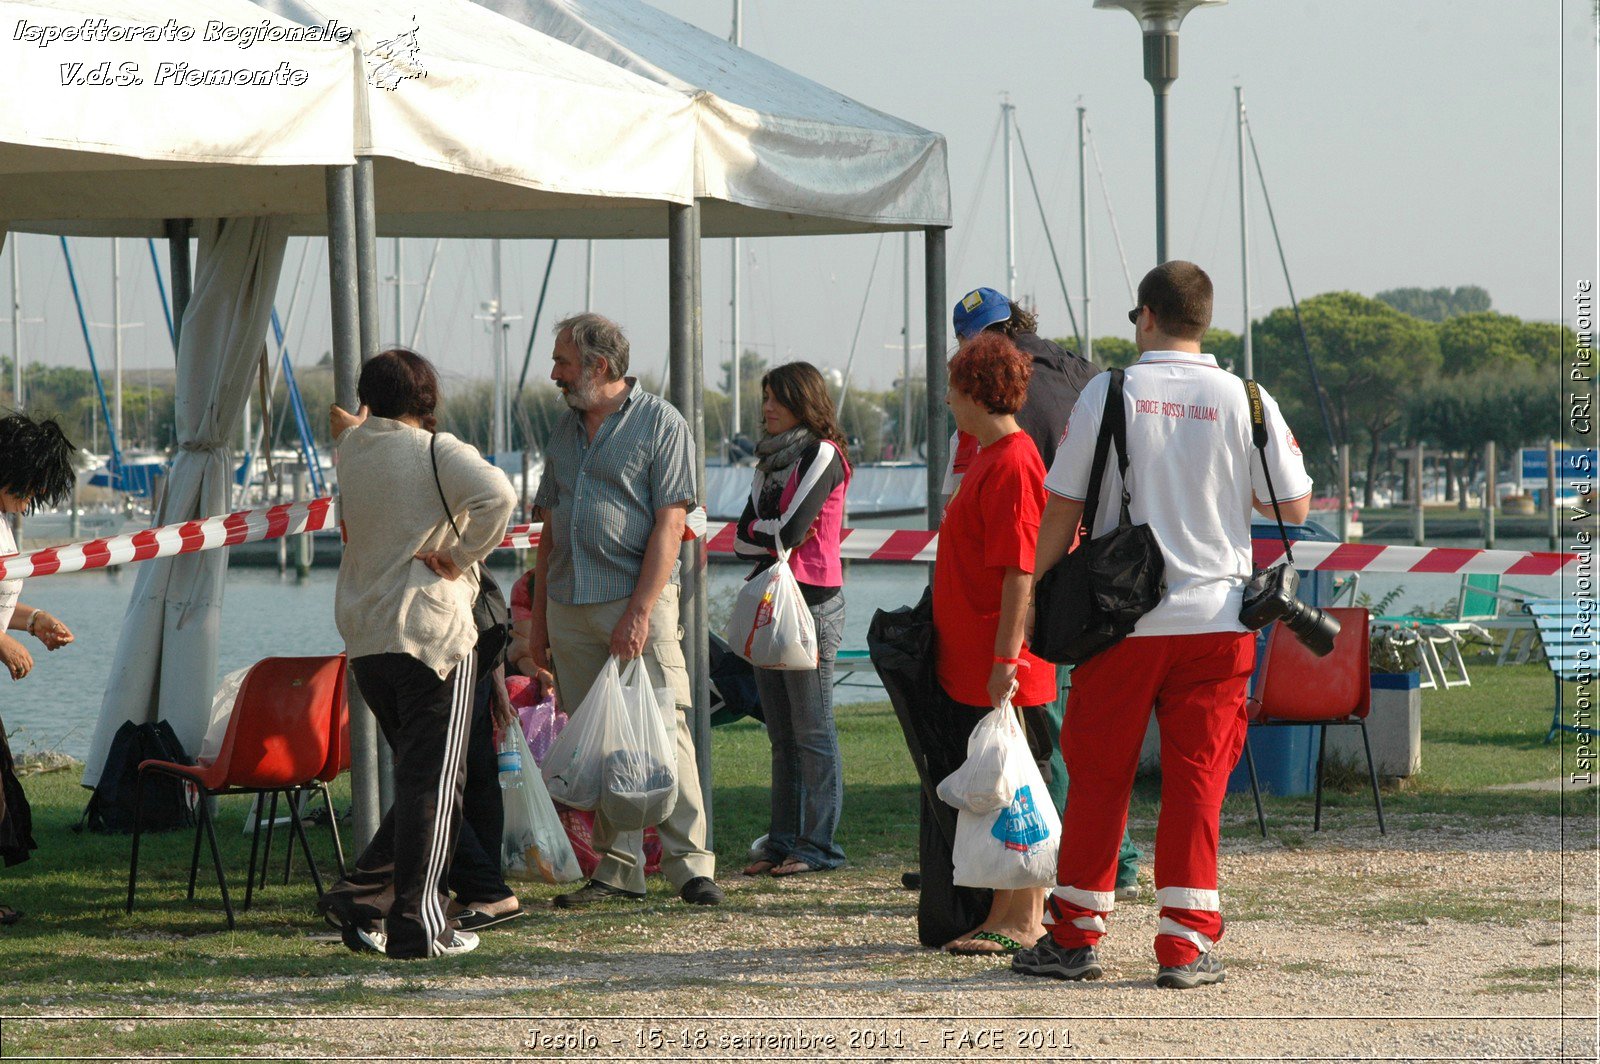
[1047,631,1254,967]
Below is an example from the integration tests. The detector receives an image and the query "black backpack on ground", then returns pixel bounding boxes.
[77,720,198,834]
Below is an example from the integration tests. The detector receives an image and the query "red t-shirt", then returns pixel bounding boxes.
[933,431,1057,708]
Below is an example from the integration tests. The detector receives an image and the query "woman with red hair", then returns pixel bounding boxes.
[923,331,1058,956]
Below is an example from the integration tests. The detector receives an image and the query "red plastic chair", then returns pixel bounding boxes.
[1241,607,1386,837]
[252,661,351,892]
[125,655,347,928]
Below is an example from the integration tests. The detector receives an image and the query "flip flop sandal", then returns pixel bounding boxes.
[0,905,22,926]
[454,906,527,932]
[742,860,778,877]
[769,859,820,877]
[945,931,1023,956]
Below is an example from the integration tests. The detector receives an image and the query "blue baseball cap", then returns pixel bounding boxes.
[952,287,1012,340]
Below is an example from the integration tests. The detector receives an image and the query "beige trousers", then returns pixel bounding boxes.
[547,583,714,892]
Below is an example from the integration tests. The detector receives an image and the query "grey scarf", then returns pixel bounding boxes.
[755,426,817,476]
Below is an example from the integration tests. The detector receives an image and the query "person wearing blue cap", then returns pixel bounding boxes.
[939,288,1145,917]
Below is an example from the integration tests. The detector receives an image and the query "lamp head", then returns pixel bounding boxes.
[1093,0,1227,35]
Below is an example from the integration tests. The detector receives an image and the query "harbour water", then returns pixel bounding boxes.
[3,528,1572,768]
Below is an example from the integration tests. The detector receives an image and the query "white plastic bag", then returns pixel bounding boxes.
[726,548,818,669]
[501,723,584,884]
[937,702,1022,814]
[600,658,679,832]
[540,657,624,810]
[200,667,251,764]
[951,723,1062,890]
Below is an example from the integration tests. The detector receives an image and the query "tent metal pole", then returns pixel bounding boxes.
[668,201,712,844]
[923,227,948,526]
[326,164,381,852]
[164,219,191,355]
[352,157,396,818]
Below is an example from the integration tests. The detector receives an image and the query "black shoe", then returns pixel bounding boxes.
[1156,952,1225,989]
[1011,939,1103,981]
[679,876,725,906]
[552,880,646,909]
[901,872,921,890]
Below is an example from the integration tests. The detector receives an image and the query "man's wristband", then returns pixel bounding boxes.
[994,655,1030,669]
[25,610,42,636]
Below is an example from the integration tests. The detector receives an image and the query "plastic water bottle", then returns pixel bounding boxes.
[497,730,523,790]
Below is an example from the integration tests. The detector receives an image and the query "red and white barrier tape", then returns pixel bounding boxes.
[0,497,1578,579]
[0,497,336,580]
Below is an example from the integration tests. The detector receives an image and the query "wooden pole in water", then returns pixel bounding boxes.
[1413,441,1425,546]
[1484,440,1496,549]
[1338,443,1351,543]
[1547,438,1559,549]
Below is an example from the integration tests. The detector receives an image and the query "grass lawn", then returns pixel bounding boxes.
[0,662,1592,1036]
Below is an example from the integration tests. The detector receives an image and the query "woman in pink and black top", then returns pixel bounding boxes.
[734,362,851,876]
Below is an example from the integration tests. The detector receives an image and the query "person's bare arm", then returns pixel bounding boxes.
[1252,493,1311,525]
[989,566,1033,708]
[525,508,555,687]
[1034,495,1085,581]
[9,604,71,650]
[610,504,689,660]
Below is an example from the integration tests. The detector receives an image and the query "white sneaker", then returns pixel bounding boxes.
[437,930,479,957]
[350,925,387,954]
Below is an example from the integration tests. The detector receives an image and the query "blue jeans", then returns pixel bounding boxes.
[753,593,847,870]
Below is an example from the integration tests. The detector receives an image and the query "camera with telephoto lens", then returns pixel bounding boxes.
[1238,563,1341,657]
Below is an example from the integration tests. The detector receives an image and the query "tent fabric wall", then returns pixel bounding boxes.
[82,217,290,787]
[473,0,951,235]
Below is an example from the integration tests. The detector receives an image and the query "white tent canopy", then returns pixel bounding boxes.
[474,0,950,236]
[0,0,357,232]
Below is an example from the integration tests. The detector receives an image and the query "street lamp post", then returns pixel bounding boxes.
[1094,0,1226,265]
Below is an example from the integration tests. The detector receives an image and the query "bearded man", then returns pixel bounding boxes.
[525,312,722,908]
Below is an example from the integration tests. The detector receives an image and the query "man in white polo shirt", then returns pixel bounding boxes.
[1012,261,1311,990]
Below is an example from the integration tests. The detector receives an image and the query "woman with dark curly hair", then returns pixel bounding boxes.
[0,413,79,924]
[923,331,1058,956]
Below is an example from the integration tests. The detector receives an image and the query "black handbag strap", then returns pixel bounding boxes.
[1243,378,1294,566]
[1078,369,1120,542]
[429,432,464,540]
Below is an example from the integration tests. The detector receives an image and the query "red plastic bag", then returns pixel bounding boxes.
[556,804,663,877]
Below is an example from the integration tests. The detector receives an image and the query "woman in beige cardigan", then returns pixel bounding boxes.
[316,348,516,961]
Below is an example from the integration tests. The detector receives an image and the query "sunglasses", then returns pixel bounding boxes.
[1127,306,1142,325]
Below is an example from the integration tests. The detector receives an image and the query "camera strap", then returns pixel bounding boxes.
[1244,378,1294,566]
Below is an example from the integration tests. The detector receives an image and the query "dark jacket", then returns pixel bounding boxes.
[1013,331,1098,471]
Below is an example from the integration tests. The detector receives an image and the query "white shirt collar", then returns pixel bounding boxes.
[1135,349,1219,368]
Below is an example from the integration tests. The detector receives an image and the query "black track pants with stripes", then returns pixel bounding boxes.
[333,650,476,959]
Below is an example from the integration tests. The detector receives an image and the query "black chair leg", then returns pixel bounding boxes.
[1243,733,1266,838]
[259,791,280,890]
[199,799,234,930]
[1359,720,1387,835]
[126,771,147,915]
[320,783,347,879]
[185,800,206,901]
[244,792,267,912]
[282,791,299,885]
[1313,724,1328,832]
[285,791,326,897]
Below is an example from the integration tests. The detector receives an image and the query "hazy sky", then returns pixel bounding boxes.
[5,0,1596,413]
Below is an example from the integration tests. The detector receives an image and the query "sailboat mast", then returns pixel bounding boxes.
[730,0,743,453]
[112,238,122,447]
[1002,95,1016,298]
[1236,85,1252,377]
[1078,105,1092,364]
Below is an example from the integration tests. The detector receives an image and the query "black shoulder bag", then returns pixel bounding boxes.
[429,434,511,674]
[1031,368,1167,666]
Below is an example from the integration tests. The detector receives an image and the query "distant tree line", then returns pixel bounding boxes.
[1065,287,1572,507]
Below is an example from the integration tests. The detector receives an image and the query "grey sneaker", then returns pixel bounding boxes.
[1156,952,1225,989]
[1011,939,1103,981]
[1115,883,1139,901]
[344,924,386,955]
[436,930,479,957]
